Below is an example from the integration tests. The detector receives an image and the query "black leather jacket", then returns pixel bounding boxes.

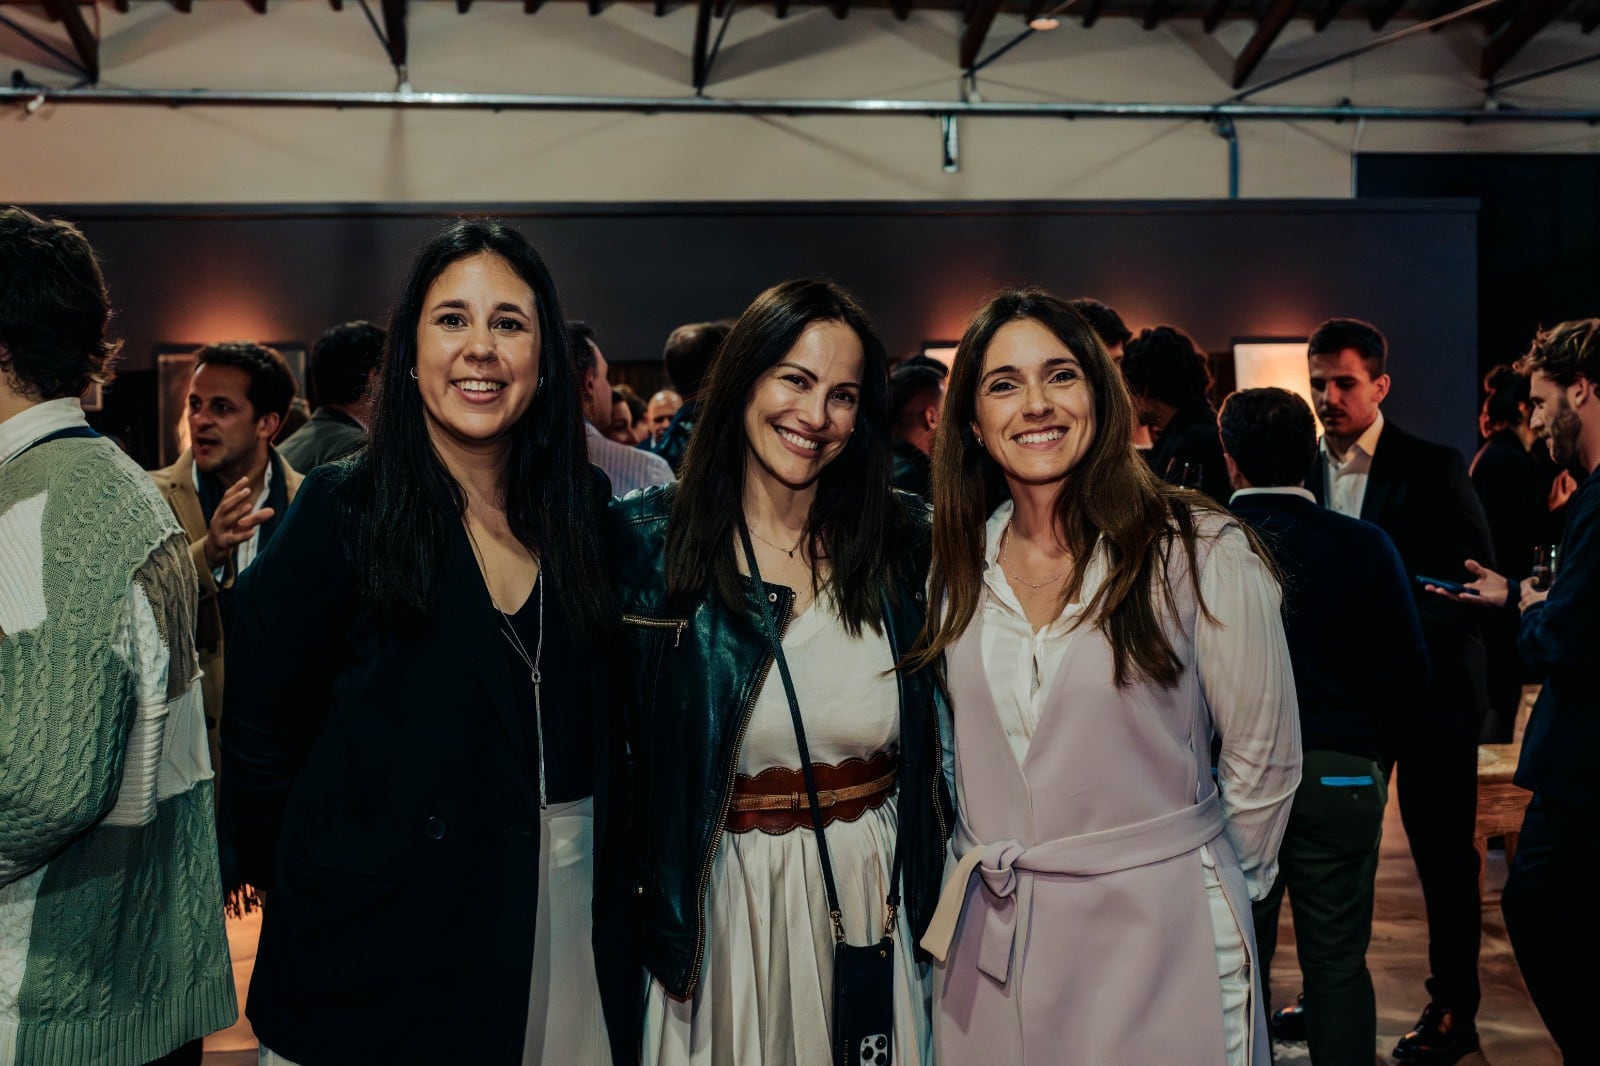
[609,484,954,998]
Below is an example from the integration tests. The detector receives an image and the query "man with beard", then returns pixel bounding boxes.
[150,342,302,781]
[1302,318,1495,1065]
[1432,319,1600,1061]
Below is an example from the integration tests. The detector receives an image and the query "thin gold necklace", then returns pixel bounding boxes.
[748,523,804,560]
[999,523,1068,589]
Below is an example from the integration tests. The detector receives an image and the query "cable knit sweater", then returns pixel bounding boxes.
[0,402,237,1066]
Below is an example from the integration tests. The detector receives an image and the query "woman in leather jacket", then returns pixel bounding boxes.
[611,278,953,1066]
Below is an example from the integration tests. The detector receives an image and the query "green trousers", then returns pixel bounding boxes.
[1251,749,1388,1066]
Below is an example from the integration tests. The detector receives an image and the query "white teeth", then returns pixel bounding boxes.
[1017,429,1065,444]
[456,380,504,393]
[777,427,821,451]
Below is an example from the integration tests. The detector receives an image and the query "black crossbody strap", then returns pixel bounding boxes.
[737,520,904,943]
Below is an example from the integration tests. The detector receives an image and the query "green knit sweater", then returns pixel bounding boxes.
[0,433,237,1066]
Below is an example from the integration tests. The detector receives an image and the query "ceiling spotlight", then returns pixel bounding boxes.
[1028,15,1060,29]
[25,93,44,115]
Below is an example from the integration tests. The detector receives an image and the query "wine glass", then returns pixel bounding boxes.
[1530,543,1560,591]
[1165,459,1204,490]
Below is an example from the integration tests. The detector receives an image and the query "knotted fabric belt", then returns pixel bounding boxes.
[726,751,897,835]
[920,791,1227,983]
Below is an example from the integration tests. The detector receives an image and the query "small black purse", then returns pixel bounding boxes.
[741,523,902,1066]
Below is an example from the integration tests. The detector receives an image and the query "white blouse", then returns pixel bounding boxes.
[976,500,1301,898]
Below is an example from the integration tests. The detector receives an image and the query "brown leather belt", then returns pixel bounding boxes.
[726,752,897,835]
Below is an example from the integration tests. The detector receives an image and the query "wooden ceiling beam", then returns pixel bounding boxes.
[959,0,1003,67]
[1232,0,1300,86]
[1481,0,1571,78]
[690,0,713,88]
[380,0,407,68]
[1367,0,1407,28]
[37,0,99,81]
[1311,0,1347,28]
[1202,0,1234,31]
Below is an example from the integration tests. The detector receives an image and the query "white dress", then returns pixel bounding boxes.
[642,597,933,1066]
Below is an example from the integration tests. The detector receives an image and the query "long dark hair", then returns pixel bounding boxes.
[911,289,1245,688]
[348,217,612,644]
[665,277,898,635]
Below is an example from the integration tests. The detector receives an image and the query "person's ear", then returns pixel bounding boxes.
[1372,373,1392,405]
[258,411,282,443]
[924,405,940,433]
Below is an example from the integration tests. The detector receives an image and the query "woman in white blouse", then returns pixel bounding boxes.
[912,289,1302,1066]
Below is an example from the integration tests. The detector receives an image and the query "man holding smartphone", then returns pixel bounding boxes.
[1434,319,1600,1062]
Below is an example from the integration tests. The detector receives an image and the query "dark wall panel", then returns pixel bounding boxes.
[30,200,1480,464]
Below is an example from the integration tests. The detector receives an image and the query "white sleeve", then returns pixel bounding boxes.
[1195,524,1302,900]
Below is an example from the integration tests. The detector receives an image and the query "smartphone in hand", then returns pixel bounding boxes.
[1415,574,1477,596]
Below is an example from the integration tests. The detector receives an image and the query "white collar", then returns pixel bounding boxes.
[0,397,89,467]
[1229,486,1317,504]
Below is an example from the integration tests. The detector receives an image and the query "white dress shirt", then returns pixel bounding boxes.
[584,422,674,497]
[1320,410,1385,519]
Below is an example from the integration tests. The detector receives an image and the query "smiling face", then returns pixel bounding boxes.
[414,252,541,458]
[188,362,276,482]
[742,319,864,494]
[972,318,1097,488]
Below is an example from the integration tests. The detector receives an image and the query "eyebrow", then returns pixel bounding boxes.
[429,298,532,316]
[980,356,1081,384]
[775,361,860,389]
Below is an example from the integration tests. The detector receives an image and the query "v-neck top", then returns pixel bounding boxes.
[503,576,592,803]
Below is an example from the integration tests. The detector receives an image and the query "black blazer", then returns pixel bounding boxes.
[1231,491,1428,761]
[1515,466,1600,809]
[1307,418,1495,732]
[221,464,634,1065]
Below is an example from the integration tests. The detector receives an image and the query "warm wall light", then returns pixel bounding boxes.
[919,342,959,370]
[1232,339,1320,431]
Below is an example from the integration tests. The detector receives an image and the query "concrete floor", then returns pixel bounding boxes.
[204,776,1560,1064]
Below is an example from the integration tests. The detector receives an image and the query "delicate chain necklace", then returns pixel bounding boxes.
[748,523,804,560]
[466,519,549,810]
[998,523,1068,590]
[497,578,546,809]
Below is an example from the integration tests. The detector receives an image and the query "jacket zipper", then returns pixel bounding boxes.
[684,588,791,997]
[622,613,688,648]
[929,693,949,845]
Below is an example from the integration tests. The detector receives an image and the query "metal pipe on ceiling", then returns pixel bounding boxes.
[2,86,1599,122]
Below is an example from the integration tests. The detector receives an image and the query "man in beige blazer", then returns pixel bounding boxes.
[150,342,302,779]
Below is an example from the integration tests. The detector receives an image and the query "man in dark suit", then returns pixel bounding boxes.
[1304,318,1495,1064]
[1221,387,1429,1066]
[1431,319,1600,1061]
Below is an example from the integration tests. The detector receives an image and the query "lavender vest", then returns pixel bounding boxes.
[925,539,1269,1066]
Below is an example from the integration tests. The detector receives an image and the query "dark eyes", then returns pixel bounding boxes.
[434,313,525,331]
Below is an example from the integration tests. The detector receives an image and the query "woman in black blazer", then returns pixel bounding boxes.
[221,219,633,1064]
